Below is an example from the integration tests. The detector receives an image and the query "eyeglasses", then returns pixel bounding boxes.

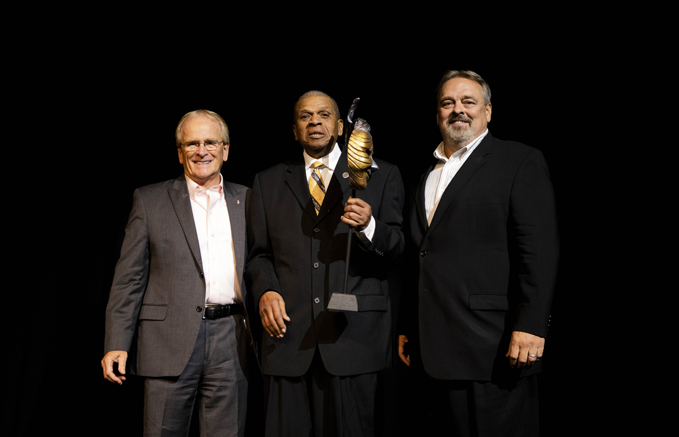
[181,140,224,152]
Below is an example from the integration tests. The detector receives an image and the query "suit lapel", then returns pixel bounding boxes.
[322,147,352,220]
[168,175,203,270]
[424,135,494,239]
[284,147,352,222]
[223,181,245,279]
[285,158,317,219]
[415,165,433,234]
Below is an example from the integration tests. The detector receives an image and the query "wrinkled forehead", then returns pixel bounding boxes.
[294,95,340,119]
[441,78,484,98]
[438,77,490,107]
[180,115,224,141]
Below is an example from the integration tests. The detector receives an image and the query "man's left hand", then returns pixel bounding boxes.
[341,197,372,231]
[506,331,545,368]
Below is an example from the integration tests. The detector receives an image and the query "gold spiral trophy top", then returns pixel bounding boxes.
[328,104,379,312]
[347,118,377,190]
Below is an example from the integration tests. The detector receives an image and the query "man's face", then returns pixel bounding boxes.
[436,77,492,153]
[177,115,229,188]
[293,95,344,158]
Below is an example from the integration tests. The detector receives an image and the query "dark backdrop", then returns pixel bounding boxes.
[5,36,603,436]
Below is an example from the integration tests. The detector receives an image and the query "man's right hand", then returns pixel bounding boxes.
[398,335,410,366]
[101,350,128,385]
[259,291,290,338]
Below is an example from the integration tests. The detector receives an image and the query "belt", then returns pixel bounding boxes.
[203,304,244,320]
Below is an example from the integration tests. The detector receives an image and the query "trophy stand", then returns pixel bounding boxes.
[327,186,360,311]
[328,98,377,312]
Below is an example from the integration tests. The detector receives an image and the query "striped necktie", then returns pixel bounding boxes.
[309,161,325,215]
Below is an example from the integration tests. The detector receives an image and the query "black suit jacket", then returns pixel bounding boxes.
[246,147,404,377]
[408,133,559,382]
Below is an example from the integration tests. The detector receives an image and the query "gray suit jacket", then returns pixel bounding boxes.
[104,175,249,377]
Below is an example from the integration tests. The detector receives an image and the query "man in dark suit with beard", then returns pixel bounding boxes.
[246,90,404,436]
[399,70,559,437]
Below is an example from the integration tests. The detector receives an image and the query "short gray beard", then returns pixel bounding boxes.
[444,123,474,149]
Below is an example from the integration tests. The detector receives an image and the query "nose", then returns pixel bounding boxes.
[195,143,209,155]
[452,101,466,115]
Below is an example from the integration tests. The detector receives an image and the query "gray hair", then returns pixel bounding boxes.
[293,90,341,122]
[175,109,230,148]
[436,70,492,106]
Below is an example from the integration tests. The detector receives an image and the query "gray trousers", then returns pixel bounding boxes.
[143,314,249,437]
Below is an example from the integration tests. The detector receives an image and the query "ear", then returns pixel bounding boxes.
[177,147,184,164]
[337,119,344,137]
[222,143,230,162]
[292,125,299,141]
[485,102,492,123]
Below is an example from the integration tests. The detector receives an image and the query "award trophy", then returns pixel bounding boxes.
[328,98,378,312]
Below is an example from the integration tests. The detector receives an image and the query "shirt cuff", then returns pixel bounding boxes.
[354,215,376,243]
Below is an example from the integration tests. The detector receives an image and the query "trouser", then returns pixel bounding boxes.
[424,374,540,437]
[264,349,377,437]
[143,314,249,437]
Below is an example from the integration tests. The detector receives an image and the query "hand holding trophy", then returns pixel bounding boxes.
[328,98,379,312]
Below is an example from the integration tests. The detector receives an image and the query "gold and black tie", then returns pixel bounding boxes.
[309,162,325,215]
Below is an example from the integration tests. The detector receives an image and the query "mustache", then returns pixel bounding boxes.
[447,115,472,124]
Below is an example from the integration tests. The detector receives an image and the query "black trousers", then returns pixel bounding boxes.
[263,349,377,437]
[418,373,540,437]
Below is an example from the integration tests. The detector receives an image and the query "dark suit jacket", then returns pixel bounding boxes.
[408,133,559,382]
[104,175,250,377]
[246,147,404,377]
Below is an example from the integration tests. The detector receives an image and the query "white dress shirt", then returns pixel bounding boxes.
[303,144,376,242]
[425,130,489,225]
[185,174,241,304]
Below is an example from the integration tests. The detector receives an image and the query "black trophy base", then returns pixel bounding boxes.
[327,293,358,312]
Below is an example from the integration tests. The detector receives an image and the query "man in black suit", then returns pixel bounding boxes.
[399,70,559,437]
[246,90,404,436]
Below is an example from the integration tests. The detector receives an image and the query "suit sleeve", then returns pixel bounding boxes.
[104,188,150,353]
[245,173,282,305]
[508,150,559,337]
[367,164,405,261]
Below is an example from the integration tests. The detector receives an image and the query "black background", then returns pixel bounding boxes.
[5,20,615,435]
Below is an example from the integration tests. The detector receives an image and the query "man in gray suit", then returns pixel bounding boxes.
[101,109,251,436]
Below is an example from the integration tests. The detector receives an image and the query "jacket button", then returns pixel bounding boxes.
[314,228,320,233]
[313,262,319,268]
[196,307,202,312]
[314,297,320,304]
[420,251,427,257]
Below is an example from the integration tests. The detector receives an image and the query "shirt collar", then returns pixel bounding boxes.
[433,129,489,162]
[185,173,223,198]
[303,143,341,171]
